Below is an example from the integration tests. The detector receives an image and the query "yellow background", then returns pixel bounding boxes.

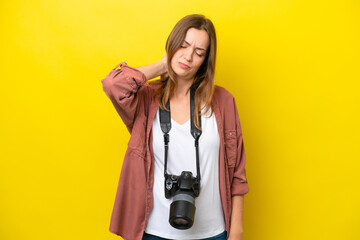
[1,0,359,239]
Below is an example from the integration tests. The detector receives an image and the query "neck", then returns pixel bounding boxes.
[172,77,194,101]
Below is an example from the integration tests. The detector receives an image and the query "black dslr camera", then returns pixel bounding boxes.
[164,171,200,229]
[160,85,202,230]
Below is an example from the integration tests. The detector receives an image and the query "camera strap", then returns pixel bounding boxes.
[159,85,202,181]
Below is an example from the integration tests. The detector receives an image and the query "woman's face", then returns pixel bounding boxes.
[170,27,210,82]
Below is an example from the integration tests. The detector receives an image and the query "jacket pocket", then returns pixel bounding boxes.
[224,130,237,168]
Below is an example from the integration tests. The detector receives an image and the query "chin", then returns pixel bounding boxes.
[171,64,195,80]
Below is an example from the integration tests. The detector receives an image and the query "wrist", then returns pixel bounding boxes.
[160,59,167,75]
[229,231,243,240]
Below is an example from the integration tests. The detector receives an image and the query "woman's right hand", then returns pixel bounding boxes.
[160,52,169,81]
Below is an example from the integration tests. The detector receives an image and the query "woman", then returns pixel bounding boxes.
[101,14,249,240]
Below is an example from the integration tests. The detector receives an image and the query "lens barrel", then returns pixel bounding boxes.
[169,192,196,229]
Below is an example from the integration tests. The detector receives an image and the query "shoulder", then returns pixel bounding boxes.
[147,79,163,97]
[213,86,241,132]
[213,85,235,106]
[214,85,234,97]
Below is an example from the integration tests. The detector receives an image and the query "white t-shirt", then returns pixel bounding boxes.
[145,106,225,239]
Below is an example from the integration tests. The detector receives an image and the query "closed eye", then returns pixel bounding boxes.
[180,43,204,57]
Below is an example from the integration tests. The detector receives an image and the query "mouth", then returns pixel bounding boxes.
[178,62,190,69]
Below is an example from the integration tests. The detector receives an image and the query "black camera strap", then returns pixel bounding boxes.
[159,85,202,181]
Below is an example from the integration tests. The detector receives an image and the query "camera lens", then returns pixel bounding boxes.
[169,192,196,229]
[173,218,189,226]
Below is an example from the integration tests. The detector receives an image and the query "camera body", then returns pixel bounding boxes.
[165,171,200,199]
[164,171,200,229]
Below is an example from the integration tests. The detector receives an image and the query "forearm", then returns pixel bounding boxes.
[228,195,244,240]
[135,60,166,81]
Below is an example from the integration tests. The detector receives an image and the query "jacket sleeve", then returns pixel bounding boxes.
[101,62,148,134]
[231,98,250,196]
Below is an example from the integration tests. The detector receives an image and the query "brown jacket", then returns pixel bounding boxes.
[101,62,249,240]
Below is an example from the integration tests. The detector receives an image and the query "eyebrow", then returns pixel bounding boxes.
[183,40,206,51]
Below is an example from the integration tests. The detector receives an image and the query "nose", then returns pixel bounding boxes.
[184,48,193,62]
